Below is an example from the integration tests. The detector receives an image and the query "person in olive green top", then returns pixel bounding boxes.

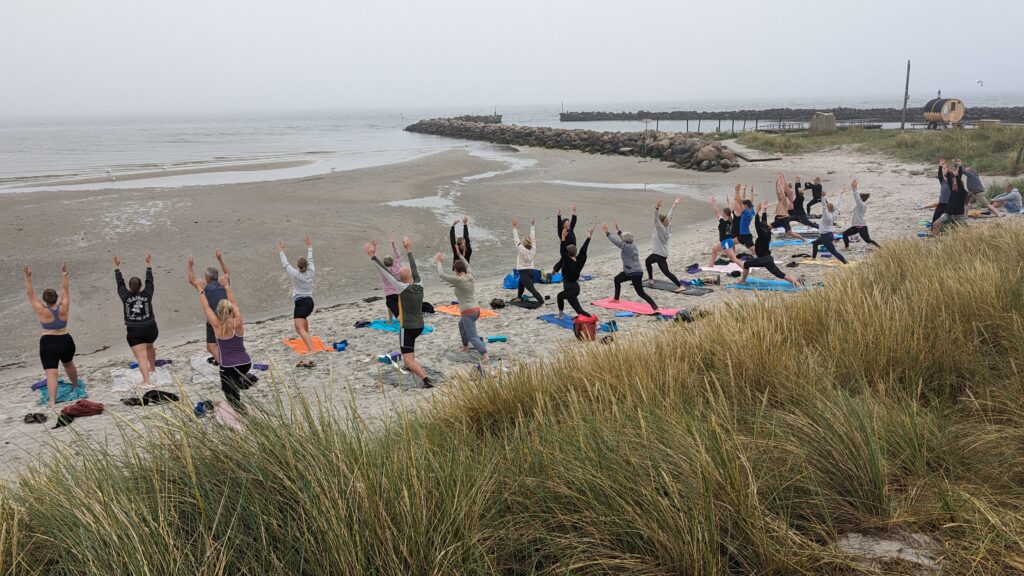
[366,237,432,388]
[436,244,488,360]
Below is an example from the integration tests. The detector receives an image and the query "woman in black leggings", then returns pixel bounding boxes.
[552,205,577,274]
[804,177,824,216]
[556,224,594,319]
[810,197,849,265]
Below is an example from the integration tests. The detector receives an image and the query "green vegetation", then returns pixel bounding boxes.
[737,125,1024,175]
[2,224,1024,574]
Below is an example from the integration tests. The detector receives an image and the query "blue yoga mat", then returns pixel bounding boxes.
[769,239,807,247]
[37,378,88,406]
[368,320,434,334]
[726,278,801,293]
[536,314,610,332]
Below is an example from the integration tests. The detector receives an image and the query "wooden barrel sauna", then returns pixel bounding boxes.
[923,98,965,128]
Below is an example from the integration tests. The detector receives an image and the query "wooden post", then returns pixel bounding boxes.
[697,117,702,133]
[718,118,722,132]
[743,118,747,131]
[686,119,689,133]
[755,119,759,130]
[731,119,735,133]
[900,59,911,130]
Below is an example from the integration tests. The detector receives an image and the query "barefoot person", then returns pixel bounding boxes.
[932,159,969,235]
[195,276,252,411]
[24,262,79,407]
[841,179,880,249]
[449,216,473,269]
[556,224,595,320]
[990,184,1022,214]
[188,250,231,364]
[552,204,577,274]
[932,159,952,224]
[804,176,824,217]
[645,197,685,291]
[785,176,818,229]
[772,175,805,241]
[731,185,757,253]
[811,194,849,264]
[114,254,158,386]
[709,197,745,267]
[278,236,316,353]
[511,218,544,305]
[740,202,802,287]
[436,247,488,361]
[367,238,433,388]
[378,240,403,323]
[605,223,660,314]
[962,162,1001,218]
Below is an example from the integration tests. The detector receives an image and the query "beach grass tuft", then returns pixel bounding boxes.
[2,223,1024,574]
[738,125,1024,175]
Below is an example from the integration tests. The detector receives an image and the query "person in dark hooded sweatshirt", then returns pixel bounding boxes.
[114,254,158,387]
[556,223,594,320]
[740,202,802,287]
[604,222,659,314]
[552,204,577,274]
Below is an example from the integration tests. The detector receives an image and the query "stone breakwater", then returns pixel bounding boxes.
[560,106,1024,124]
[404,118,739,172]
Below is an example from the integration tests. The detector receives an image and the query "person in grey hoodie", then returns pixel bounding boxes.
[435,246,488,360]
[960,160,1001,218]
[278,235,315,354]
[604,222,660,314]
[644,197,685,292]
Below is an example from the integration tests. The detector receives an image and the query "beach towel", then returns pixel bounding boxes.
[283,336,334,355]
[443,350,505,363]
[372,366,445,389]
[536,314,610,332]
[700,263,743,274]
[110,366,174,393]
[726,278,801,293]
[190,354,220,385]
[591,298,680,317]
[544,273,591,284]
[434,304,499,319]
[769,239,808,247]
[37,379,88,406]
[367,320,434,335]
[214,402,244,430]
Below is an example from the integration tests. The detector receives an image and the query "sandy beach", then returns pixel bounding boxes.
[0,142,955,473]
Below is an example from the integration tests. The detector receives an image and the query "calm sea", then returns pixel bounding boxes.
[2,93,1021,192]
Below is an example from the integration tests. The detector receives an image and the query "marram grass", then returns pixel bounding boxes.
[3,223,1024,575]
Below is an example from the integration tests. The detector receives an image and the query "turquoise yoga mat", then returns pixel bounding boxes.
[726,278,801,293]
[368,320,434,334]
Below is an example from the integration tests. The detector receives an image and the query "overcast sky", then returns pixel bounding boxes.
[1,0,1021,117]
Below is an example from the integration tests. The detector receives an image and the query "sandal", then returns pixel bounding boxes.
[296,360,316,369]
[23,413,47,424]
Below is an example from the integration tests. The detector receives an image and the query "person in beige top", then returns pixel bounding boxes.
[435,245,488,360]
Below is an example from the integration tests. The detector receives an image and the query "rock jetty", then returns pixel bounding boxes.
[405,118,739,172]
[560,106,1024,124]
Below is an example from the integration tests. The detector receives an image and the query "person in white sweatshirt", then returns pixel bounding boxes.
[511,218,544,306]
[278,235,316,352]
[644,197,685,291]
[810,194,849,264]
[841,179,880,249]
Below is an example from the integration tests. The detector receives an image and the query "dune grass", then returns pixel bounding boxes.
[737,125,1024,175]
[2,223,1024,575]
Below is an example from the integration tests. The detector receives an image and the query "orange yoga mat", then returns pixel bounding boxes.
[283,336,333,355]
[434,304,499,318]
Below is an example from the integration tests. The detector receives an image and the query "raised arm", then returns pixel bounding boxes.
[512,219,521,246]
[215,250,231,281]
[391,240,402,266]
[604,223,624,248]
[710,197,722,219]
[195,281,219,326]
[529,221,536,253]
[59,262,70,316]
[404,236,420,284]
[187,255,198,289]
[144,265,155,297]
[23,266,45,316]
[278,241,298,278]
[305,236,314,273]
[113,255,128,300]
[461,217,472,257]
[449,222,458,255]
[435,254,458,284]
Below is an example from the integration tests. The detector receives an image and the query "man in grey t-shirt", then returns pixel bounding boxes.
[959,160,1002,218]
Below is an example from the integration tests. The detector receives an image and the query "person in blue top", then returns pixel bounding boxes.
[709,197,744,268]
[188,250,231,365]
[731,184,757,251]
[991,184,1022,214]
[24,261,79,407]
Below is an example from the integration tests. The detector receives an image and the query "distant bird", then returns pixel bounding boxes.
[106,169,115,181]
[977,80,984,87]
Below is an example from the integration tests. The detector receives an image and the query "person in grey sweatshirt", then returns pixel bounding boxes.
[436,247,488,360]
[960,161,1001,218]
[840,179,880,249]
[604,222,659,313]
[644,197,685,291]
[278,235,315,354]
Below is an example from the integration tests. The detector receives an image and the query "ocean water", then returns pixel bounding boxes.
[2,92,1021,192]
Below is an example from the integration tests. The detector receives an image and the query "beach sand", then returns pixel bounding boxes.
[0,143,959,474]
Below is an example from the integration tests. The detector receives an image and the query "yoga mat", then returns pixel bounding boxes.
[681,286,714,296]
[591,298,680,317]
[726,278,801,293]
[798,258,850,268]
[509,299,543,309]
[536,314,610,332]
[37,379,88,406]
[434,304,499,318]
[368,320,434,335]
[769,239,807,247]
[283,336,334,355]
[647,279,684,292]
[701,263,743,274]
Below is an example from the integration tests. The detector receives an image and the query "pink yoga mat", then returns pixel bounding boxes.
[591,298,679,316]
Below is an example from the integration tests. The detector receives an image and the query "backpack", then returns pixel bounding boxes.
[421,302,435,314]
[573,314,599,342]
[62,399,104,417]
[490,298,506,309]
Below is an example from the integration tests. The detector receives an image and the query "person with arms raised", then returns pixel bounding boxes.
[188,250,231,365]
[278,235,316,354]
[114,254,158,387]
[24,262,79,407]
